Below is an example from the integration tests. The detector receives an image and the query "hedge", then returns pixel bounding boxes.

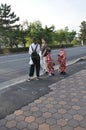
[0,43,74,55]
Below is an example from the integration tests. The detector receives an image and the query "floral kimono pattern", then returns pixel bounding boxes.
[58,48,66,73]
[46,52,54,75]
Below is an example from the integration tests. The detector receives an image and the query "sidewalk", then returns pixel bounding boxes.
[0,69,86,130]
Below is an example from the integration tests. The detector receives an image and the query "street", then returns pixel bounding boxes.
[0,45,86,119]
[0,46,86,85]
[0,54,86,119]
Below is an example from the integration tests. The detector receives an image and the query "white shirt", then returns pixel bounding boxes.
[29,43,40,55]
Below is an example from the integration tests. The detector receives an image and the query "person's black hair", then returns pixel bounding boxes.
[32,37,37,43]
[47,47,51,52]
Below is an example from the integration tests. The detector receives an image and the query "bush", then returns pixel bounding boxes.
[0,47,29,54]
[0,43,76,55]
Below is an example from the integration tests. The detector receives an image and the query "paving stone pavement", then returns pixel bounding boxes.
[0,69,86,130]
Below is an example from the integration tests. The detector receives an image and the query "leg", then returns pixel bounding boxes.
[29,64,34,77]
[51,65,55,75]
[35,59,40,77]
[43,57,48,72]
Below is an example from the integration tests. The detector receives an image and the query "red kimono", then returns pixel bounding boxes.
[46,52,55,75]
[58,48,66,74]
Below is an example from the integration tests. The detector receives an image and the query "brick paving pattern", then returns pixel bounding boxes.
[0,69,86,130]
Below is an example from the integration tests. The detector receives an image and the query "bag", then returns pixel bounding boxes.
[31,44,40,62]
[29,57,33,65]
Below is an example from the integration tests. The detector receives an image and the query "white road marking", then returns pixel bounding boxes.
[0,56,86,91]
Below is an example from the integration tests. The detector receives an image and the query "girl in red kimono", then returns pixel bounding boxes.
[46,48,55,76]
[58,48,66,74]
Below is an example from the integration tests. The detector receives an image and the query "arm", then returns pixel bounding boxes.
[36,44,40,54]
[29,45,33,55]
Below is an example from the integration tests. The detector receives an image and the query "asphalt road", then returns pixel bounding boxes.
[0,58,86,119]
[0,46,86,84]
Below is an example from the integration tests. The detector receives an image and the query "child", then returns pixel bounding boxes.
[58,48,66,74]
[46,48,55,76]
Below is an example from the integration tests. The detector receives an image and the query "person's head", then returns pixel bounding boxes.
[41,37,47,45]
[60,48,64,51]
[32,37,37,44]
[59,48,65,56]
[47,47,51,53]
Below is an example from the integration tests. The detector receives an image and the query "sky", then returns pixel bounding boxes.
[0,0,86,32]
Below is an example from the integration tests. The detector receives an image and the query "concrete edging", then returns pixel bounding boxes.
[0,56,86,90]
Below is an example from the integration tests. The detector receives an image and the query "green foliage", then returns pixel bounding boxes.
[79,21,86,44]
[25,37,32,47]
[0,3,20,48]
[71,39,79,46]
[54,28,76,45]
[0,3,81,51]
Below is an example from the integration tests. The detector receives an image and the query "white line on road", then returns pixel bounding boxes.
[0,56,86,91]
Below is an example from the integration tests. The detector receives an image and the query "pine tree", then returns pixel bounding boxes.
[0,3,20,48]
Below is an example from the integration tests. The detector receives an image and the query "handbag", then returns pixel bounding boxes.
[29,57,33,65]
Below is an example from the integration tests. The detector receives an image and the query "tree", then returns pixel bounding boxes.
[0,3,20,48]
[28,20,43,39]
[19,25,27,47]
[55,29,66,44]
[67,31,76,43]
[27,21,55,44]
[79,21,86,44]
[42,25,55,44]
[53,27,76,45]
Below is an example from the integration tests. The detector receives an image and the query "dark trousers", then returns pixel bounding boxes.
[29,59,40,77]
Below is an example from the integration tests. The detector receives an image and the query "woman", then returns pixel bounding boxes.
[28,37,40,81]
[58,48,66,74]
[40,38,48,73]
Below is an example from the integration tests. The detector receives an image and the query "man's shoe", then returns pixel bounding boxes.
[36,77,39,80]
[27,77,33,81]
[27,78,31,81]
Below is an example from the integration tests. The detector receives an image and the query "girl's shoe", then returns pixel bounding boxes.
[63,72,66,75]
[60,72,63,74]
[49,73,52,76]
[51,73,55,76]
[45,71,48,74]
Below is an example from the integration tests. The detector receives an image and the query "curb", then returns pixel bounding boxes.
[0,56,86,90]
